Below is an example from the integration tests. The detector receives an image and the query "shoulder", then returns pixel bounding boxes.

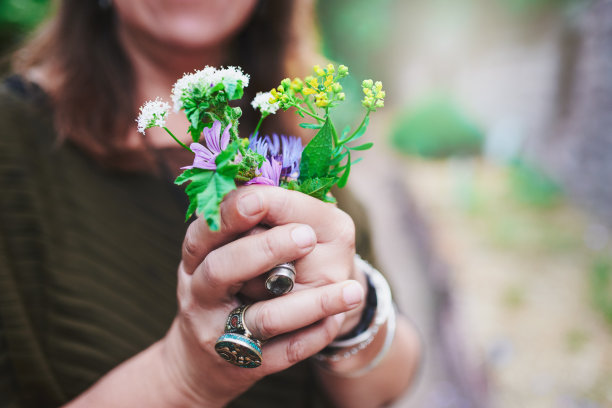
[0,75,55,147]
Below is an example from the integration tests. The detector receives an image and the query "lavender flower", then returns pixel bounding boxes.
[249,134,302,179]
[182,120,231,170]
[246,158,282,186]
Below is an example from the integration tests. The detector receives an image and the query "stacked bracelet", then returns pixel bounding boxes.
[313,255,396,376]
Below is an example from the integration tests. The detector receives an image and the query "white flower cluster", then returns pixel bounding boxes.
[171,66,250,111]
[251,91,280,115]
[137,98,170,134]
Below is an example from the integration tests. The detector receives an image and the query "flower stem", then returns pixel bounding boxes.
[295,106,325,122]
[163,127,192,152]
[300,91,317,115]
[253,114,266,138]
[342,111,371,144]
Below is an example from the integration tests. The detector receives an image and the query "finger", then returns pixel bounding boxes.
[181,189,269,273]
[240,186,355,244]
[191,223,317,303]
[244,280,364,340]
[258,314,345,374]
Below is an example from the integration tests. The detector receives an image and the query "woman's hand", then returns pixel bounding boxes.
[162,185,366,407]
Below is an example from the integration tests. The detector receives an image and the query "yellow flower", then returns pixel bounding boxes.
[302,87,316,95]
[324,75,334,90]
[291,78,303,92]
[307,77,319,89]
[315,98,329,108]
[326,63,335,74]
[313,65,326,77]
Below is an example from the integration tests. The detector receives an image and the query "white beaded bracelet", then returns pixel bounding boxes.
[313,255,396,375]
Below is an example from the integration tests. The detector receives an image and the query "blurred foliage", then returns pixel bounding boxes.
[590,257,612,327]
[316,0,394,127]
[390,97,483,158]
[0,0,51,71]
[495,0,590,14]
[508,159,563,207]
[316,0,393,78]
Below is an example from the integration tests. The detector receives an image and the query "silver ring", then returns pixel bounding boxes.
[265,262,296,296]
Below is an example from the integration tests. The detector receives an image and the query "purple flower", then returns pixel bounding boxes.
[248,134,302,179]
[182,120,231,170]
[246,158,282,186]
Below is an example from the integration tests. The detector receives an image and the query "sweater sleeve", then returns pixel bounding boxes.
[0,83,65,407]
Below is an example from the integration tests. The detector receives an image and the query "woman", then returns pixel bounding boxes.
[0,0,420,407]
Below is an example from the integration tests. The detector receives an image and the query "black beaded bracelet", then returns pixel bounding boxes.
[336,271,377,341]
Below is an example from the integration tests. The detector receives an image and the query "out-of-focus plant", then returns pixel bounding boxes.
[316,0,393,125]
[390,96,483,158]
[590,257,612,327]
[508,159,563,207]
[495,0,589,14]
[0,0,51,71]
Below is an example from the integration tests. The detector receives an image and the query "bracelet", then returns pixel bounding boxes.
[338,304,397,378]
[313,255,394,367]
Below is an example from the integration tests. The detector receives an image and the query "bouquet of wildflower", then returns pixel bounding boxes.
[137,64,385,231]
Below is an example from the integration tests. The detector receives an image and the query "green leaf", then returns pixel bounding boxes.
[299,177,337,200]
[329,149,349,166]
[174,142,241,230]
[299,117,334,182]
[340,125,351,139]
[349,142,373,151]
[222,79,244,100]
[299,122,323,130]
[337,150,351,188]
[196,171,237,231]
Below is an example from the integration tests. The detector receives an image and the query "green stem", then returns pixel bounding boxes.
[341,111,371,144]
[295,106,325,122]
[163,127,192,152]
[252,114,266,138]
[300,91,317,115]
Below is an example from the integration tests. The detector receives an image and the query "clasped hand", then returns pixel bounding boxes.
[162,186,365,406]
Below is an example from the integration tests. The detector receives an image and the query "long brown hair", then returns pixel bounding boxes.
[12,0,319,162]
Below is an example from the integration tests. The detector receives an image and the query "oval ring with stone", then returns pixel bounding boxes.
[265,261,296,296]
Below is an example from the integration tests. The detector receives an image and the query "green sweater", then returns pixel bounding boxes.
[0,78,373,407]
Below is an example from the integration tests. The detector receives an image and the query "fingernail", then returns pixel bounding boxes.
[237,192,262,216]
[291,225,316,248]
[334,313,346,326]
[342,281,364,307]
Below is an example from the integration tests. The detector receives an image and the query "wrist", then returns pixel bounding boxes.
[160,320,233,408]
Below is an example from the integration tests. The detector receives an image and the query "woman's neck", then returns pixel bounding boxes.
[118,23,229,150]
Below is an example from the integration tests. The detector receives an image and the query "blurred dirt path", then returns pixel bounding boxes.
[350,112,488,408]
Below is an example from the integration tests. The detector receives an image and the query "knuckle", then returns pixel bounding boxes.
[285,337,308,365]
[255,306,278,340]
[182,228,201,263]
[218,200,234,231]
[200,253,223,289]
[334,210,356,248]
[258,232,279,261]
[318,292,335,317]
[266,190,291,225]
